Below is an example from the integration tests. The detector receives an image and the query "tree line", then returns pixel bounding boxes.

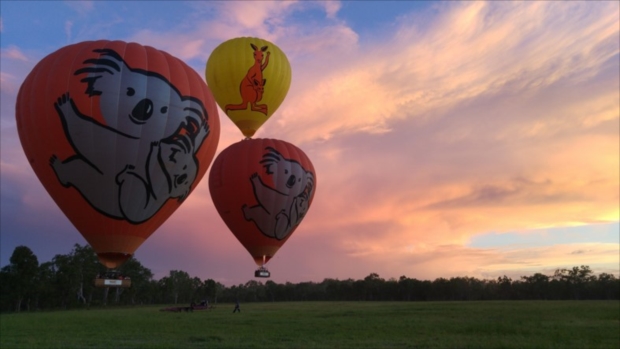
[1,244,618,312]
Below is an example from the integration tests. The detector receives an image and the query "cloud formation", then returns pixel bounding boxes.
[1,1,617,284]
[257,1,618,281]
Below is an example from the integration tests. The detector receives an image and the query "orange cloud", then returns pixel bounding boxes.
[2,1,617,285]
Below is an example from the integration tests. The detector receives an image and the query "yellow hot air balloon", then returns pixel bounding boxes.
[206,37,291,138]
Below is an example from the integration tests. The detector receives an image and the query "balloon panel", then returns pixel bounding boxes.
[209,138,316,266]
[16,40,221,268]
[206,37,291,138]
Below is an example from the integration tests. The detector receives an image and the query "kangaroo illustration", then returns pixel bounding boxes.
[225,43,270,115]
[49,48,210,224]
[242,147,314,240]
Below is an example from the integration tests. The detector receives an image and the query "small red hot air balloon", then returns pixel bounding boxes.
[15,40,220,271]
[209,138,316,277]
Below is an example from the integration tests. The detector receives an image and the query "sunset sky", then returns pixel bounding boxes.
[1,1,618,286]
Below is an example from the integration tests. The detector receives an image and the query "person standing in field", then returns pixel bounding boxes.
[233,299,241,313]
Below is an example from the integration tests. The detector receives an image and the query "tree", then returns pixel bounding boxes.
[35,261,57,309]
[51,253,78,309]
[554,265,594,300]
[594,273,619,300]
[431,278,450,300]
[497,275,513,300]
[48,244,107,308]
[363,273,384,301]
[521,273,549,299]
[159,270,193,304]
[3,244,618,310]
[70,244,105,305]
[7,246,39,311]
[0,265,16,311]
[243,280,266,302]
[117,257,154,305]
[398,276,415,301]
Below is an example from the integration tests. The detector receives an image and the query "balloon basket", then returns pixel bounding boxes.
[254,267,270,278]
[94,270,131,288]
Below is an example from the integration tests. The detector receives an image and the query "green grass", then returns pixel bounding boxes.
[1,301,618,348]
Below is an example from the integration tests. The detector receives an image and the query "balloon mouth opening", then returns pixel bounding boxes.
[97,252,133,269]
[253,255,272,267]
[242,129,256,138]
[231,120,259,138]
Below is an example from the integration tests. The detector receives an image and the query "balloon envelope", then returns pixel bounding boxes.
[16,40,220,268]
[209,138,316,266]
[206,37,291,138]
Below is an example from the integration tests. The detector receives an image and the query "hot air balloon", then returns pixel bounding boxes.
[209,138,316,277]
[16,40,220,275]
[205,37,291,138]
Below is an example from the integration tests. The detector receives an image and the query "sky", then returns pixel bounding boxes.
[1,1,618,286]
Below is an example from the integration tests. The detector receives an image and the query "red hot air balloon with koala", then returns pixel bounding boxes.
[15,40,220,275]
[209,138,316,277]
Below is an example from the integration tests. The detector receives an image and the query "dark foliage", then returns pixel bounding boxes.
[1,245,618,312]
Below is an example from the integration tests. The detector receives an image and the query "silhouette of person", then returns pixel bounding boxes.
[233,299,241,313]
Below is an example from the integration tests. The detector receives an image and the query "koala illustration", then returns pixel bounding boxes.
[114,120,209,222]
[50,49,210,224]
[242,147,314,240]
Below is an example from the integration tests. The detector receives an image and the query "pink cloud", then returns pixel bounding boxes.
[128,29,207,62]
[2,1,618,285]
[63,0,95,15]
[204,1,293,30]
[2,46,28,62]
[265,1,619,143]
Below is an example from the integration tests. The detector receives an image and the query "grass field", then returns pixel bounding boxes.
[1,301,618,348]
